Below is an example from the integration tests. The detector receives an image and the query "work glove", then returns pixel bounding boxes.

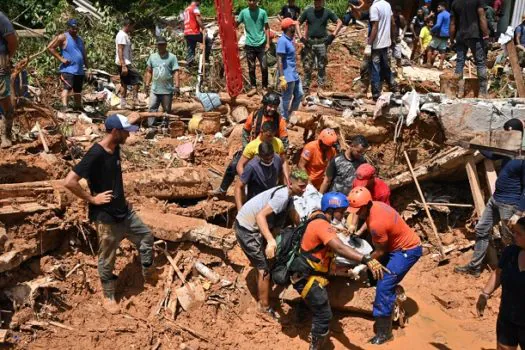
[364,44,372,57]
[279,76,288,92]
[325,34,336,46]
[508,213,522,227]
[265,239,277,259]
[174,86,180,97]
[362,254,390,280]
[476,293,488,317]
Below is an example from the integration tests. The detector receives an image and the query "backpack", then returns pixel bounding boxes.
[270,214,329,286]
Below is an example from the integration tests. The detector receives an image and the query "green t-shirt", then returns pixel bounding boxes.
[237,7,268,47]
[299,7,339,39]
[146,52,179,95]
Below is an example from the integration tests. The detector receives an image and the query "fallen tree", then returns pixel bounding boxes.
[138,208,236,251]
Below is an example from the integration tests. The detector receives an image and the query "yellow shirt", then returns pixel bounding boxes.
[242,137,285,159]
[419,26,432,50]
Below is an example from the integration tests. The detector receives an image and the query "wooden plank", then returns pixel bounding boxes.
[506,40,525,97]
[483,159,498,195]
[470,130,523,151]
[465,156,485,216]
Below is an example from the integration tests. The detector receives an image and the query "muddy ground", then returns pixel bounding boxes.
[0,20,501,350]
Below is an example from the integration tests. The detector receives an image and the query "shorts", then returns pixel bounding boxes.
[429,37,448,53]
[0,74,9,100]
[234,220,268,271]
[117,65,142,86]
[61,73,84,93]
[497,316,525,347]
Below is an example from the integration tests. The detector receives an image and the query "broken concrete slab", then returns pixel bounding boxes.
[438,98,525,142]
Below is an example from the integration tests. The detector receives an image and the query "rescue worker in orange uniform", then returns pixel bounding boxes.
[292,192,388,349]
[299,128,338,190]
[347,186,422,344]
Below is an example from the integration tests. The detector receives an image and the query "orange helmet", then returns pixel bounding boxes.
[347,186,372,213]
[319,128,338,146]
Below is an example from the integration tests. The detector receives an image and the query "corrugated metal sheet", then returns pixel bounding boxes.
[512,0,525,28]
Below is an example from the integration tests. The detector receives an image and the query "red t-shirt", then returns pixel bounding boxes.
[301,217,337,272]
[184,3,201,36]
[371,178,391,205]
[367,202,420,252]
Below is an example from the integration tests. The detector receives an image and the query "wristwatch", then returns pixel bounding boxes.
[361,254,372,264]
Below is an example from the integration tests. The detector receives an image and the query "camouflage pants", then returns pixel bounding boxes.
[301,40,328,92]
[96,211,154,282]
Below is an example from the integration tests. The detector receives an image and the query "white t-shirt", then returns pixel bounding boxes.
[370,0,392,49]
[236,186,292,232]
[115,30,132,65]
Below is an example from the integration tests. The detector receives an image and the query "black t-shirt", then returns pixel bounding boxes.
[325,153,366,195]
[280,5,301,20]
[299,7,339,39]
[73,143,128,223]
[451,0,484,42]
[498,245,525,326]
[412,15,425,36]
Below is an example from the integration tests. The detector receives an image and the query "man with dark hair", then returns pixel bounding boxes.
[410,9,426,61]
[319,135,368,195]
[115,18,141,109]
[364,0,397,101]
[63,114,155,314]
[213,92,288,195]
[234,141,283,210]
[144,36,180,126]
[0,11,17,148]
[455,119,525,277]
[184,0,212,70]
[237,0,270,94]
[392,5,407,66]
[342,0,364,26]
[47,19,87,110]
[450,0,490,96]
[296,0,343,94]
[235,170,308,320]
[428,2,450,70]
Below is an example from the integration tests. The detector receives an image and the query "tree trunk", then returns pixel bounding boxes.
[138,208,236,251]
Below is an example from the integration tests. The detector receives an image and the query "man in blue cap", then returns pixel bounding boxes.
[47,19,88,110]
[63,113,154,314]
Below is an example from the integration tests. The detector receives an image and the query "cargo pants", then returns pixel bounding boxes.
[301,38,328,93]
[96,211,154,283]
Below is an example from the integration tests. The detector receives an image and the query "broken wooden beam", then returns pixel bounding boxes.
[124,167,211,200]
[387,147,481,190]
[465,155,486,216]
[138,208,236,250]
[506,40,525,98]
[319,115,389,143]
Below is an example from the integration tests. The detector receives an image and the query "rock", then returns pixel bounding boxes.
[440,232,456,246]
[438,99,525,142]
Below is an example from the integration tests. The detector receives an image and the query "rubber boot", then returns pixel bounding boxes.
[101,279,120,314]
[309,331,329,350]
[369,317,393,345]
[142,263,157,285]
[0,118,11,148]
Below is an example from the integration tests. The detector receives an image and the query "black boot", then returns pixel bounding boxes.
[369,317,393,345]
[310,331,329,350]
[454,264,481,277]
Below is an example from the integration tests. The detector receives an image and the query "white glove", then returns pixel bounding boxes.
[509,213,521,227]
[364,45,372,57]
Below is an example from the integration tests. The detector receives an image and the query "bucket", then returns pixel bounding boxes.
[169,121,185,138]
[188,113,203,134]
[198,112,222,134]
[463,77,480,98]
[439,73,459,99]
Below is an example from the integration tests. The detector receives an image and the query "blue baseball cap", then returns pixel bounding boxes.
[105,114,139,132]
[67,19,78,27]
[424,0,431,3]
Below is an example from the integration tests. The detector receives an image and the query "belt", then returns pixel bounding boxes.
[301,275,329,299]
[308,37,327,44]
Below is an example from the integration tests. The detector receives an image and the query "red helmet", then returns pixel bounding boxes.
[319,128,338,146]
[347,186,372,213]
